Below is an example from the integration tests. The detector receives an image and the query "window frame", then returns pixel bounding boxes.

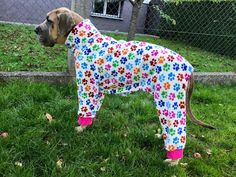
[91,0,123,20]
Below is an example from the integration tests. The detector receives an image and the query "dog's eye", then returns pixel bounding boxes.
[46,16,53,24]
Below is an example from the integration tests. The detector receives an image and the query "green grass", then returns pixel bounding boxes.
[0,23,235,72]
[0,24,68,72]
[0,81,235,177]
[0,22,235,176]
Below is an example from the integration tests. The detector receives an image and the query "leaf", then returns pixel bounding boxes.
[100,167,106,172]
[180,162,188,167]
[206,149,212,155]
[193,152,202,158]
[0,132,9,138]
[46,113,53,123]
[62,142,68,146]
[102,158,110,163]
[46,140,50,145]
[123,133,128,138]
[56,159,63,168]
[15,161,23,167]
[155,133,162,139]
[125,148,132,155]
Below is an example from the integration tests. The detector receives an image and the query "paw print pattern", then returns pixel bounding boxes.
[65,19,194,153]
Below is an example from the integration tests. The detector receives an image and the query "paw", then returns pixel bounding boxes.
[75,126,87,133]
[163,159,180,166]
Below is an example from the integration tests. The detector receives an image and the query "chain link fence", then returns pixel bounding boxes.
[144,0,236,57]
[0,0,71,24]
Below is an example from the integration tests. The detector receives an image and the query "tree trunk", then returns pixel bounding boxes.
[128,0,143,41]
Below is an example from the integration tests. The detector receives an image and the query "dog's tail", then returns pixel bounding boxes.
[186,74,216,129]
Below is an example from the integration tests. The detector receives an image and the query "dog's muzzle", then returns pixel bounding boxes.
[34,26,42,35]
[34,25,55,47]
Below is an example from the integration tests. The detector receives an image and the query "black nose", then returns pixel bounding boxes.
[34,26,42,35]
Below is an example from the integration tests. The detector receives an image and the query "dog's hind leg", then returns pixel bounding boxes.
[154,80,189,163]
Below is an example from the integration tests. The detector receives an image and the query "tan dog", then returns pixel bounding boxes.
[35,7,83,47]
[35,7,215,166]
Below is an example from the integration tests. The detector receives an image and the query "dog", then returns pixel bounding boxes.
[35,7,215,166]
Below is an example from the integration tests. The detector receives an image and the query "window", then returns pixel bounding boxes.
[92,0,123,19]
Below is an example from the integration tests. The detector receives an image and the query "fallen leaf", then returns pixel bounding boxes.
[115,152,119,157]
[15,161,23,167]
[46,140,50,145]
[193,152,202,158]
[102,158,110,163]
[100,167,106,172]
[125,148,132,155]
[46,113,53,123]
[0,132,9,138]
[123,133,128,138]
[155,133,162,139]
[180,162,188,167]
[206,149,212,155]
[62,143,68,146]
[224,149,232,153]
[56,159,63,168]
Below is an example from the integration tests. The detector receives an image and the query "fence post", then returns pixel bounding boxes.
[68,0,89,75]
[67,0,76,75]
[72,0,89,18]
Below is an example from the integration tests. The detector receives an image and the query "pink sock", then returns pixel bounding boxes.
[78,116,94,126]
[167,149,183,160]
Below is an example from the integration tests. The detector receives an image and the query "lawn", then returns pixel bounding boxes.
[0,22,236,176]
[0,23,235,72]
[0,81,235,177]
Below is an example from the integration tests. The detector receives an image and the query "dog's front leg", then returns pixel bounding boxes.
[74,66,105,133]
[75,98,88,133]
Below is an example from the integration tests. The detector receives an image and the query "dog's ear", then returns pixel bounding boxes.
[58,13,75,36]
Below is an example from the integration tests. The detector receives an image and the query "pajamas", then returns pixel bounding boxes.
[65,19,193,160]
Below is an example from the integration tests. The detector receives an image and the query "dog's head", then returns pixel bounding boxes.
[35,7,81,47]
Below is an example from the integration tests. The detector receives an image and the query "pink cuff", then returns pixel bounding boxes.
[78,117,94,126]
[167,149,183,160]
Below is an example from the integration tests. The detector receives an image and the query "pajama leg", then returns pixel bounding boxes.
[77,88,105,126]
[154,82,187,160]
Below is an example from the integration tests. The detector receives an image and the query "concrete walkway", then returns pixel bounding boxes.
[0,72,236,85]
